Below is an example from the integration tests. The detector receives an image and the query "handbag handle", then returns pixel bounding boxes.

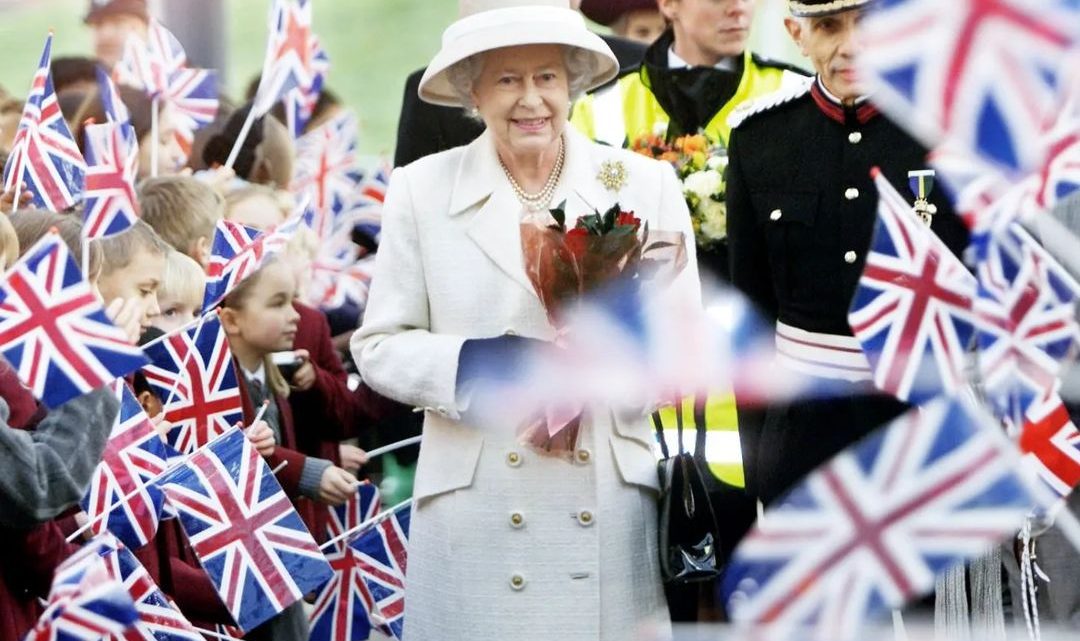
[652,397,686,460]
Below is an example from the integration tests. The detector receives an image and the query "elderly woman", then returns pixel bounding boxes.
[352,1,700,639]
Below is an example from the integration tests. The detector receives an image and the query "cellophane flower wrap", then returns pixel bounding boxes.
[630,133,729,247]
[518,202,688,455]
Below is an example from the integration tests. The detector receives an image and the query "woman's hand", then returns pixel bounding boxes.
[317,466,358,506]
[245,420,276,457]
[289,349,316,391]
[337,444,369,474]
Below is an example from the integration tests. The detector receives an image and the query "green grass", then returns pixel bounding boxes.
[0,0,457,156]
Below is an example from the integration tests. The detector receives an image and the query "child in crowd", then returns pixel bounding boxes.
[203,102,295,190]
[137,175,226,269]
[93,220,169,332]
[72,86,186,178]
[223,182,290,229]
[219,256,356,640]
[0,212,17,270]
[146,250,205,334]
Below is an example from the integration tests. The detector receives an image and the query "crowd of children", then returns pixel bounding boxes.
[0,49,406,638]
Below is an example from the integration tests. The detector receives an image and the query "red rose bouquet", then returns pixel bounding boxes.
[518,202,687,454]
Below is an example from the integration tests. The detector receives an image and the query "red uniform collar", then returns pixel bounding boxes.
[810,77,879,125]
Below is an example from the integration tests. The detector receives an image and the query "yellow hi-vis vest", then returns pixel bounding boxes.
[570,50,801,148]
[653,393,743,487]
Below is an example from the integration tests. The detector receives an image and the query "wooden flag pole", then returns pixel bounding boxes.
[319,498,413,552]
[150,96,160,178]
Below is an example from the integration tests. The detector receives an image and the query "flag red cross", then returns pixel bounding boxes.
[942,0,1071,129]
[857,246,972,392]
[758,440,1003,623]
[0,268,101,387]
[181,451,297,610]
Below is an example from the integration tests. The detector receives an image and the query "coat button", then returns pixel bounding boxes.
[769,209,782,221]
[844,188,860,200]
[575,449,591,464]
[848,131,863,144]
[576,510,594,527]
[844,251,858,264]
[503,328,517,336]
[509,511,525,528]
[510,574,526,591]
[507,451,522,467]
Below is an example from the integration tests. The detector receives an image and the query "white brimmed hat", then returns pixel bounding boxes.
[418,0,619,107]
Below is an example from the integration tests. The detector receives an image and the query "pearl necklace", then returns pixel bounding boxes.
[499,138,565,211]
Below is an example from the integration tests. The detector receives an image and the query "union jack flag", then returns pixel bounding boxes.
[99,540,203,641]
[722,397,1036,637]
[97,66,131,125]
[113,20,218,165]
[202,204,314,311]
[2,33,85,212]
[1018,393,1080,498]
[309,482,384,641]
[81,380,176,549]
[252,0,320,118]
[848,170,977,404]
[83,122,140,240]
[351,503,411,640]
[158,428,333,632]
[292,110,362,241]
[164,67,219,162]
[308,250,373,313]
[283,35,330,138]
[859,0,1080,173]
[114,19,187,98]
[975,222,1080,424]
[27,538,139,641]
[141,317,243,456]
[0,232,147,408]
[932,77,1080,240]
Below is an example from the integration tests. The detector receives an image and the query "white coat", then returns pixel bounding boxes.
[352,126,701,641]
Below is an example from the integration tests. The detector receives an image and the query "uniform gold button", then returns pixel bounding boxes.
[844,251,858,264]
[577,510,594,526]
[510,512,525,528]
[507,451,522,467]
[575,449,591,464]
[769,209,782,221]
[844,188,860,200]
[848,131,863,144]
[510,574,526,591]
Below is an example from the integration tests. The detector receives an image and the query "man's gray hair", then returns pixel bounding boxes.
[446,45,600,115]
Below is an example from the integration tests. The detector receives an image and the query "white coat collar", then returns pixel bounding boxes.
[450,126,620,298]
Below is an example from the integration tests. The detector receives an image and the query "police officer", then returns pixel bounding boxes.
[571,0,807,149]
[726,0,969,505]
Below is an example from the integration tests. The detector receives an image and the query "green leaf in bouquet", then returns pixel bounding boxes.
[548,201,567,230]
[601,203,621,232]
[576,213,603,235]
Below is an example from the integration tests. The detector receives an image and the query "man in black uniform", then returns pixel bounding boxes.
[725,0,969,505]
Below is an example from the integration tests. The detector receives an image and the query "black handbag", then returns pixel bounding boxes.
[653,402,722,584]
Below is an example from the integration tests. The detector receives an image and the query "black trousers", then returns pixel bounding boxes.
[756,388,908,506]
